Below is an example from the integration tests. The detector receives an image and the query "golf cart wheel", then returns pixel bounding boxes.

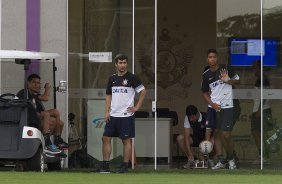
[25,147,44,172]
[47,160,62,171]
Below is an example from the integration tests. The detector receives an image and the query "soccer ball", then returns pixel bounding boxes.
[199,140,213,155]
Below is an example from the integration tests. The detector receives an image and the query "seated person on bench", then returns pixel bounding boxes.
[17,74,68,156]
[177,105,214,168]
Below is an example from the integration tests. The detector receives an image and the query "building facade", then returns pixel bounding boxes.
[1,0,282,169]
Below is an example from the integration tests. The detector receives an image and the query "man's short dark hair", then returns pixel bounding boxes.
[114,53,128,63]
[207,48,217,56]
[186,105,198,116]
[28,73,40,82]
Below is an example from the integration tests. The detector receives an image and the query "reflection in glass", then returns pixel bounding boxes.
[263,0,282,169]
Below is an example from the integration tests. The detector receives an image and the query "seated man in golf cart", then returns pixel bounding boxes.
[17,73,68,156]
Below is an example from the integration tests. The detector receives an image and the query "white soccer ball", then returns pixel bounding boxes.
[199,140,213,155]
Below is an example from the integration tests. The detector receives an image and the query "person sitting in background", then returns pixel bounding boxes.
[17,74,68,156]
[177,105,214,169]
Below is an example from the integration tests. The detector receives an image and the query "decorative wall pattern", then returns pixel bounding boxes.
[137,16,194,100]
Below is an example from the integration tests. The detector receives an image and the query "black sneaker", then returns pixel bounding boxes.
[55,152,67,158]
[119,166,128,173]
[97,162,110,174]
[56,141,69,150]
[54,137,69,149]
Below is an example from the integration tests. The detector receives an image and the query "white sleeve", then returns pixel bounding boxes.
[183,115,191,128]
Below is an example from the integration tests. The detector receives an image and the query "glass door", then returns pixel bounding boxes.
[262,0,282,170]
[68,0,157,170]
[216,0,262,169]
[217,0,282,170]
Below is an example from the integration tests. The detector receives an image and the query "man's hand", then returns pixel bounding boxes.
[105,112,110,123]
[127,106,138,113]
[44,83,51,89]
[212,102,221,112]
[38,82,51,101]
[219,68,229,82]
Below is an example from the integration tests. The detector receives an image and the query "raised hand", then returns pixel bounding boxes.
[219,68,229,82]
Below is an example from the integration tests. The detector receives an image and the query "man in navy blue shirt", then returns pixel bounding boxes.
[201,49,240,170]
[98,54,146,173]
[176,105,214,168]
[17,74,68,157]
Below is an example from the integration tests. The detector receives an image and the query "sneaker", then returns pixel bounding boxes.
[97,163,110,174]
[55,137,69,149]
[211,161,225,170]
[44,144,62,155]
[55,152,67,158]
[45,152,55,158]
[56,141,69,149]
[183,160,195,169]
[228,159,236,170]
[119,166,128,173]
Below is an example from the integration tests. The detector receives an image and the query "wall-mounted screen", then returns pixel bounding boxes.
[228,37,279,67]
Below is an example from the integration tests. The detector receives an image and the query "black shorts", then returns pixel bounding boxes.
[216,108,234,131]
[206,107,216,129]
[103,116,135,140]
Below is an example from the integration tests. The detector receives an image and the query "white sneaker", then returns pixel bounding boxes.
[228,159,236,170]
[183,160,195,169]
[211,161,225,170]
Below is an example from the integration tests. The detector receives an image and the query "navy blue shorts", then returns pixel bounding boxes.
[206,107,216,129]
[103,116,135,140]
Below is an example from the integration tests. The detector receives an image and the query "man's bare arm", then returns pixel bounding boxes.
[127,88,146,113]
[105,95,112,123]
[38,83,51,101]
[202,91,220,111]
[224,79,240,86]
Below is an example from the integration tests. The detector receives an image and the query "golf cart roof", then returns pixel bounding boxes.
[0,50,60,60]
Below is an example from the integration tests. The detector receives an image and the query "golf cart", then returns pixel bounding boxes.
[0,50,64,171]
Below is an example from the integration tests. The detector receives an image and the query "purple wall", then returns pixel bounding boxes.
[26,0,40,75]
